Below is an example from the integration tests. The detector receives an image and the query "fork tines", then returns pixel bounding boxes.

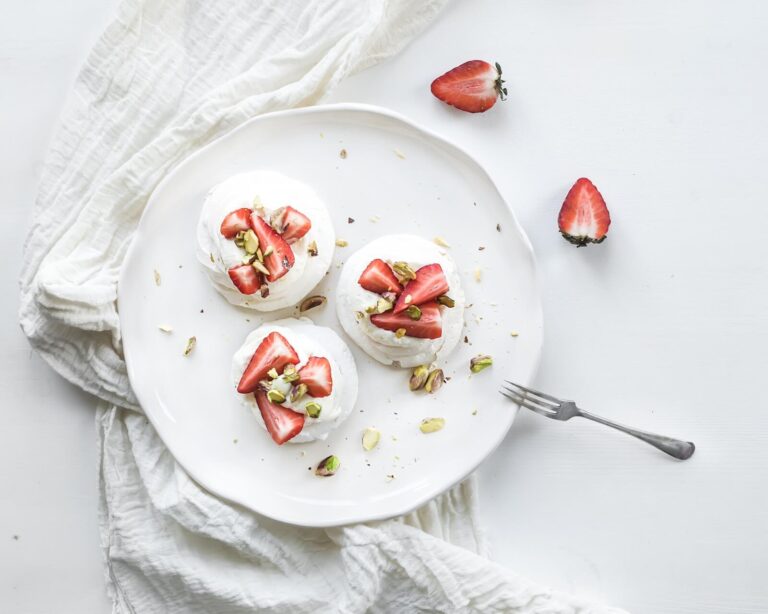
[500,381,559,418]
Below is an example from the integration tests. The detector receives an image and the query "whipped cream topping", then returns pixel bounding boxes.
[232,318,358,443]
[197,170,335,311]
[336,235,465,368]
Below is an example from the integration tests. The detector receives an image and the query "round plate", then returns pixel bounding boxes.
[118,104,543,527]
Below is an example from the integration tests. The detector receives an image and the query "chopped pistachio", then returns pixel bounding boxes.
[395,328,407,339]
[335,239,349,248]
[283,363,297,376]
[158,324,173,333]
[267,368,279,379]
[405,305,422,320]
[362,427,381,451]
[270,207,286,233]
[496,223,502,232]
[305,401,322,418]
[256,248,264,262]
[370,215,381,223]
[243,229,259,254]
[393,148,406,159]
[183,336,196,356]
[433,236,451,248]
[209,253,215,263]
[424,368,444,393]
[252,194,263,208]
[307,240,319,256]
[376,297,393,313]
[355,311,366,320]
[154,270,161,286]
[300,295,327,312]
[474,268,482,282]
[252,260,270,276]
[419,417,445,434]
[263,245,274,258]
[258,379,272,392]
[437,295,455,308]
[260,284,270,298]
[290,383,308,403]
[510,331,519,337]
[470,355,493,373]
[241,253,256,265]
[315,454,340,476]
[409,365,429,391]
[392,261,416,282]
[339,149,348,159]
[472,409,478,416]
[381,291,397,303]
[365,305,376,314]
[267,389,286,404]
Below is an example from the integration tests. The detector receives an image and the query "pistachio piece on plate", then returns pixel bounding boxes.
[315,455,340,476]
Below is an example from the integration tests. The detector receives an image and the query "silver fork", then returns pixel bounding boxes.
[500,381,695,460]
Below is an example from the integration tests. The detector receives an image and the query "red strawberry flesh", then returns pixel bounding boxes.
[220,208,253,238]
[430,60,506,114]
[227,264,262,295]
[254,389,305,445]
[279,206,312,244]
[371,301,443,339]
[297,356,333,397]
[250,213,295,281]
[558,178,611,246]
[237,332,300,393]
[393,263,449,314]
[358,259,402,295]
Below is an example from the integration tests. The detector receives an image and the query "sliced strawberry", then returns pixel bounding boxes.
[279,206,312,244]
[297,356,333,397]
[430,60,507,114]
[393,264,449,314]
[254,389,305,445]
[558,178,611,247]
[227,264,262,295]
[358,259,402,295]
[237,332,300,393]
[250,213,295,282]
[371,301,442,339]
[220,208,252,238]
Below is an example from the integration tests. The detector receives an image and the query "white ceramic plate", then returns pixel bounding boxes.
[118,104,543,527]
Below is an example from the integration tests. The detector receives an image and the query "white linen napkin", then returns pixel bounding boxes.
[20,0,625,611]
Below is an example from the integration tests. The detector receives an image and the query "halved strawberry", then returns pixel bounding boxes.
[250,213,295,282]
[393,264,449,314]
[227,264,262,295]
[430,60,507,114]
[297,356,333,397]
[371,301,442,339]
[254,389,305,445]
[237,332,300,393]
[558,178,611,247]
[279,207,312,244]
[220,208,252,238]
[358,259,402,295]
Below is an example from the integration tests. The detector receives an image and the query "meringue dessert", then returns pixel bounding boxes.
[336,235,465,368]
[197,170,335,311]
[232,318,358,444]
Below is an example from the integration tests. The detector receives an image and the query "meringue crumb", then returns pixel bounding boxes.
[183,336,196,356]
[339,149,347,159]
[158,325,173,333]
[370,215,381,223]
[510,331,519,337]
[394,148,406,159]
[433,236,451,248]
[153,270,161,286]
[335,239,349,247]
[474,268,482,282]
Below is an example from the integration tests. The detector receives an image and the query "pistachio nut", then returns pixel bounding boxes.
[437,295,455,308]
[470,355,493,374]
[409,365,429,391]
[263,245,274,258]
[424,368,444,394]
[252,260,270,276]
[307,241,319,257]
[270,207,286,233]
[405,305,422,320]
[305,401,322,418]
[376,297,393,313]
[183,336,196,356]
[362,427,381,451]
[289,383,308,403]
[267,368,279,379]
[395,328,407,339]
[315,454,340,477]
[392,261,416,282]
[267,389,286,404]
[419,417,445,434]
[243,229,259,254]
[300,295,327,312]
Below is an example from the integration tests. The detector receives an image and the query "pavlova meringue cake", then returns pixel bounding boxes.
[336,235,465,368]
[232,318,358,444]
[197,170,334,310]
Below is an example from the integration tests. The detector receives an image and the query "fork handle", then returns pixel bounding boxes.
[577,410,695,460]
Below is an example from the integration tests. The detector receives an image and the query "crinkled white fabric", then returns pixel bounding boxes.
[19,0,626,612]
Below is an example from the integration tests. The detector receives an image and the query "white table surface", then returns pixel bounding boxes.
[2,1,767,612]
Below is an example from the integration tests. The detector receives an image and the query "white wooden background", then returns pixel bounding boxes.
[2,1,766,612]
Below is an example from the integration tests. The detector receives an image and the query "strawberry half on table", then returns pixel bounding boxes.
[430,60,507,113]
[558,178,611,247]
